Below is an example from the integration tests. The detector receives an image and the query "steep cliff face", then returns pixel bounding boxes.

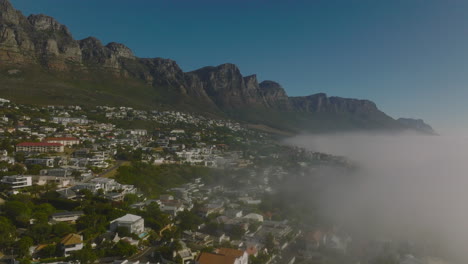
[258,81,291,110]
[397,118,436,135]
[188,64,259,109]
[0,0,435,134]
[0,0,35,64]
[290,93,381,114]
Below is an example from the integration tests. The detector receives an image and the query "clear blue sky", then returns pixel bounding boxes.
[10,0,468,133]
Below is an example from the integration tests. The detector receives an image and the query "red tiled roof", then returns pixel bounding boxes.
[44,137,79,141]
[197,252,237,264]
[216,248,244,257]
[17,142,62,147]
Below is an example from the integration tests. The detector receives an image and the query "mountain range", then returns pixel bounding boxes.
[0,0,435,134]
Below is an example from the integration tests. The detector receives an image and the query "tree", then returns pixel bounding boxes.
[33,203,56,223]
[37,244,58,258]
[14,151,26,163]
[250,252,270,264]
[110,241,137,257]
[176,210,203,231]
[52,222,75,237]
[28,223,52,244]
[76,214,108,240]
[264,233,276,253]
[0,216,16,249]
[15,236,34,258]
[124,193,139,205]
[143,202,171,231]
[69,245,97,264]
[230,225,245,240]
[249,221,261,233]
[26,164,44,175]
[204,221,220,236]
[3,200,32,226]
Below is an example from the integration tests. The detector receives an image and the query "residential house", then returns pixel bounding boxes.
[32,176,73,188]
[60,233,84,257]
[72,182,102,193]
[56,188,77,200]
[25,158,55,167]
[51,211,84,223]
[0,175,32,189]
[182,231,214,248]
[158,199,187,216]
[110,214,145,235]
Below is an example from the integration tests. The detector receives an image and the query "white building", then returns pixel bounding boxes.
[52,117,88,125]
[127,129,147,136]
[16,142,64,153]
[44,137,80,146]
[1,175,32,189]
[110,214,144,235]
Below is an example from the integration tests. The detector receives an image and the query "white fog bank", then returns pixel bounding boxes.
[286,132,468,263]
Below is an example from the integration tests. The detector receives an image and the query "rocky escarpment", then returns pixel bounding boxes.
[397,118,436,135]
[0,0,435,133]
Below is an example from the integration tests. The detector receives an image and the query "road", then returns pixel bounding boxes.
[128,246,155,262]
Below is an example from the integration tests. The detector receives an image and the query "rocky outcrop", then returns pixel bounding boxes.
[28,14,70,33]
[106,42,135,59]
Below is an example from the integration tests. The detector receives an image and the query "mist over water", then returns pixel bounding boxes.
[286,132,468,263]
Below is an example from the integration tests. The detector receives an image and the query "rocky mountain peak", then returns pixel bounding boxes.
[27,14,71,36]
[106,42,135,59]
[244,74,259,90]
[217,63,240,71]
[259,81,287,97]
[0,0,20,24]
[244,74,257,82]
[0,0,13,12]
[259,80,282,90]
[79,36,103,48]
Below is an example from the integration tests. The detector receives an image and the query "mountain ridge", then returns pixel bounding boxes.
[0,0,435,134]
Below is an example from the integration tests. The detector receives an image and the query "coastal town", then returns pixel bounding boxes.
[0,98,358,264]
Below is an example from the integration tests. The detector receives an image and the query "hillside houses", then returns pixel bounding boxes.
[0,99,331,264]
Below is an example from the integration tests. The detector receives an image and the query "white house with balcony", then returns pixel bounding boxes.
[1,175,32,189]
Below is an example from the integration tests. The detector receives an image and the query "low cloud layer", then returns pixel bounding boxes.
[286,132,468,262]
